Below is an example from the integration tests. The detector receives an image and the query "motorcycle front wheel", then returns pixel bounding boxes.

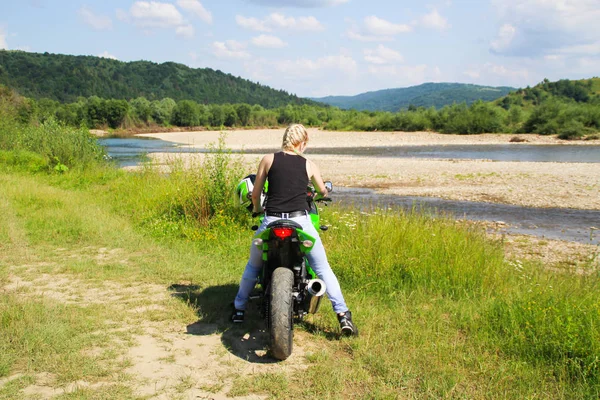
[269,267,294,360]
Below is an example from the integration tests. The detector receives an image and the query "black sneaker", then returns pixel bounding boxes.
[338,311,358,337]
[231,309,245,323]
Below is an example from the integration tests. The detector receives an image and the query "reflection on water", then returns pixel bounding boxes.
[335,187,600,245]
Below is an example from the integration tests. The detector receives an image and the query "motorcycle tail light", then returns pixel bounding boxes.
[273,227,293,239]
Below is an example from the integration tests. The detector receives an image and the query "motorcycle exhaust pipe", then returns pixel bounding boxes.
[305,279,326,314]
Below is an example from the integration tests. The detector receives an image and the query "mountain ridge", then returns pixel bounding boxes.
[312,82,516,112]
[0,50,315,108]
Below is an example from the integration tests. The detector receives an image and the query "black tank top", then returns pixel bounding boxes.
[266,152,309,213]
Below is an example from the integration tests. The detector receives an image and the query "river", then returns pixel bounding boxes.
[98,137,600,245]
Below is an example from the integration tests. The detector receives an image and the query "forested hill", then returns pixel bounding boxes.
[0,50,314,107]
[312,82,515,112]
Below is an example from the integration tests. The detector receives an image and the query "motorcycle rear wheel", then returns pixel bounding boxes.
[269,267,294,360]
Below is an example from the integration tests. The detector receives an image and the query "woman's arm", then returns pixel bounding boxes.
[252,154,273,212]
[307,159,328,197]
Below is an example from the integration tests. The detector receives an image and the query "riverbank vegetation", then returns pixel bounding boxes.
[2,51,600,139]
[4,75,600,140]
[1,109,600,398]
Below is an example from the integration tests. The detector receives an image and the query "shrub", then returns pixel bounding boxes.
[0,118,105,170]
[558,120,586,140]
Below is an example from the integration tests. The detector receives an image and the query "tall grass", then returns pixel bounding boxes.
[0,118,104,171]
[485,266,600,386]
[102,134,247,241]
[325,208,508,299]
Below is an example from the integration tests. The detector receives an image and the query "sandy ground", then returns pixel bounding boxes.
[140,128,600,211]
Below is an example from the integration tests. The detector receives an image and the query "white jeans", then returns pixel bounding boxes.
[234,213,349,314]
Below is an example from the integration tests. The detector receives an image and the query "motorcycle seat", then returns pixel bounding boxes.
[266,219,303,230]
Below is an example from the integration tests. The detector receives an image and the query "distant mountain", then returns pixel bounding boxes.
[312,82,516,112]
[0,50,316,108]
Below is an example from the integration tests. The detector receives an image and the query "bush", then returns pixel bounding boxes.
[0,118,105,170]
[558,120,586,140]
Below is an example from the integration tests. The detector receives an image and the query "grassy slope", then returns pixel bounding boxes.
[1,164,599,399]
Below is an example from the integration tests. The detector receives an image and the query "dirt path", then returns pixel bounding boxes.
[1,249,316,399]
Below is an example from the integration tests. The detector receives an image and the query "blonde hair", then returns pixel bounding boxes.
[282,124,309,152]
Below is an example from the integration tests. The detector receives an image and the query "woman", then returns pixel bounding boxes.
[232,124,357,336]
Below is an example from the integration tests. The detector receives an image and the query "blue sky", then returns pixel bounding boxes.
[1,0,599,97]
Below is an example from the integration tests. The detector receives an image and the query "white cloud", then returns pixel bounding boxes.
[544,54,562,62]
[420,8,449,30]
[275,54,357,78]
[490,24,516,53]
[464,63,529,85]
[345,30,392,42]
[490,0,600,57]
[176,24,195,38]
[78,6,113,30]
[346,16,411,42]
[244,0,347,7]
[236,12,324,32]
[121,1,197,37]
[251,34,287,48]
[236,15,271,32]
[176,0,212,24]
[364,45,403,64]
[576,57,600,69]
[268,13,324,30]
[367,64,442,86]
[116,8,129,22]
[559,41,600,56]
[129,1,185,28]
[212,40,251,59]
[364,16,412,36]
[98,51,118,60]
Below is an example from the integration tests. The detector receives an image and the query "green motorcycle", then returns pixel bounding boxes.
[241,178,333,360]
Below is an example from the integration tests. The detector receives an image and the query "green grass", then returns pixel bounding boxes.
[1,134,600,398]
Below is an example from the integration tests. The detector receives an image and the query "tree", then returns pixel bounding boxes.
[131,96,152,123]
[171,100,199,126]
[104,99,129,128]
[209,104,225,126]
[236,103,251,126]
[151,98,176,124]
[222,104,238,127]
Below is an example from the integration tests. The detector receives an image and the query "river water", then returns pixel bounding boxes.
[335,187,600,246]
[98,137,600,244]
